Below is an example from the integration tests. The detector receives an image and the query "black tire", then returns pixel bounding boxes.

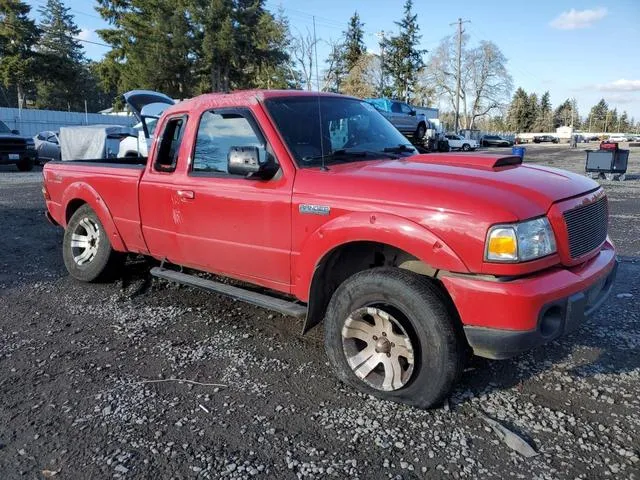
[324,268,464,409]
[461,143,471,151]
[16,157,34,172]
[62,204,124,282]
[414,123,427,140]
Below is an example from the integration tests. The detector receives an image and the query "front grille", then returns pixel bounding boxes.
[0,140,27,153]
[563,196,608,259]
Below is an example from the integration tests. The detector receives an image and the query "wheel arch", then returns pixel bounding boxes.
[296,212,468,334]
[61,182,127,252]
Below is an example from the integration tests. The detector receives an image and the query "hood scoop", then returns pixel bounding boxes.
[409,153,522,170]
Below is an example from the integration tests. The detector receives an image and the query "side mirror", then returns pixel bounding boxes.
[228,146,277,179]
[409,110,416,116]
[11,129,19,135]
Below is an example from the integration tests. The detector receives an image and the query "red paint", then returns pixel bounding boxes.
[43,90,615,331]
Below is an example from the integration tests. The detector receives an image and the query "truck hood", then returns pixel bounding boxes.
[318,153,599,220]
[0,133,28,141]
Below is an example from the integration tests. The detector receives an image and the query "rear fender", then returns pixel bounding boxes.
[61,182,127,252]
[293,211,468,301]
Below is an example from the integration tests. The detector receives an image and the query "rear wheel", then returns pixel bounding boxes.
[324,268,464,409]
[16,157,34,172]
[414,123,426,140]
[62,205,123,282]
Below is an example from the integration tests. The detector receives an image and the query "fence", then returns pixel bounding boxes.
[0,107,135,137]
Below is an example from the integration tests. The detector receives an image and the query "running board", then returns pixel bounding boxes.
[150,267,307,319]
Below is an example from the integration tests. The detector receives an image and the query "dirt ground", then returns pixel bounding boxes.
[0,144,638,480]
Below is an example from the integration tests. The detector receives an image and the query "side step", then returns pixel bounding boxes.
[150,267,307,319]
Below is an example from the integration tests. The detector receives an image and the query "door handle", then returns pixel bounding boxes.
[177,190,195,200]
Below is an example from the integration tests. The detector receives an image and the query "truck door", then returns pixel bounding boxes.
[390,101,406,132]
[171,107,292,290]
[138,114,188,262]
[399,103,417,132]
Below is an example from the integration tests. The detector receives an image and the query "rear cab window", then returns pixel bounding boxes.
[154,115,188,173]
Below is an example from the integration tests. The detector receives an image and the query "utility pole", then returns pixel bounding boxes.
[376,31,386,96]
[450,18,470,133]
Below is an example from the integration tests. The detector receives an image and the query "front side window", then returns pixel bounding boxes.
[265,96,417,168]
[400,103,413,114]
[192,110,264,174]
[390,102,402,113]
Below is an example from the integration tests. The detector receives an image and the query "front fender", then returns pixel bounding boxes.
[61,182,127,252]
[292,211,469,301]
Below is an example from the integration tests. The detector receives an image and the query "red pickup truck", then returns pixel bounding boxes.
[43,90,617,408]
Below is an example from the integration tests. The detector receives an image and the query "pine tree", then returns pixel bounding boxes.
[585,99,608,132]
[343,12,366,74]
[527,93,539,132]
[554,98,577,128]
[619,111,630,133]
[36,0,89,110]
[383,0,426,101]
[534,91,552,132]
[0,0,39,108]
[506,88,534,132]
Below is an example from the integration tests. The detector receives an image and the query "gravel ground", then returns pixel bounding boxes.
[0,145,639,480]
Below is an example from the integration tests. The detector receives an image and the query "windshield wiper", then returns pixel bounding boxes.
[383,144,416,154]
[303,149,399,162]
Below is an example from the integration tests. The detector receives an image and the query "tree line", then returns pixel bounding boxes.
[481,88,638,134]
[0,0,518,123]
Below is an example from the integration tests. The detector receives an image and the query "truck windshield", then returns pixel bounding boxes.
[0,121,11,134]
[264,96,416,168]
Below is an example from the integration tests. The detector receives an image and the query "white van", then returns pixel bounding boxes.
[607,134,629,143]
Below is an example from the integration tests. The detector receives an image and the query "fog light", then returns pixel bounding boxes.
[539,306,563,338]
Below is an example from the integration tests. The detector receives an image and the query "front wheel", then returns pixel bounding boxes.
[62,205,124,282]
[461,143,471,151]
[414,123,426,140]
[16,157,34,172]
[324,268,464,409]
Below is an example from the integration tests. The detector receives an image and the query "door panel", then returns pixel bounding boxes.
[175,177,292,287]
[138,115,188,262]
[172,108,293,290]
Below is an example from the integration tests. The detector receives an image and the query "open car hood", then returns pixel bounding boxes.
[123,90,175,123]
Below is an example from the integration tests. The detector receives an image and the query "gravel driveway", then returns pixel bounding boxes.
[0,147,638,479]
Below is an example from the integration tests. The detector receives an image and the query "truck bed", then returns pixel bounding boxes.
[43,159,147,253]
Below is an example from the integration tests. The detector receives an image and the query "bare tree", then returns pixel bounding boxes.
[290,30,318,91]
[426,36,512,129]
[341,53,378,98]
[322,39,344,92]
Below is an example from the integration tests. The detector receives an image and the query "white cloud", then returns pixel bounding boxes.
[597,79,640,93]
[549,7,607,30]
[75,28,95,42]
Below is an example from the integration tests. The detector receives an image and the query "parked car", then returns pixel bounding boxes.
[34,131,61,162]
[533,135,559,144]
[43,90,617,409]
[607,134,628,143]
[481,135,513,147]
[365,98,428,140]
[0,120,38,171]
[444,134,478,151]
[117,90,176,158]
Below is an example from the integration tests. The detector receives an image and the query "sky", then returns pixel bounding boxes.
[25,0,640,120]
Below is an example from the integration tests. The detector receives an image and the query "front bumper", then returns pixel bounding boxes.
[441,242,617,359]
[0,151,37,165]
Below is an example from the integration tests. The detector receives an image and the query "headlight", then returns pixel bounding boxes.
[26,143,36,150]
[486,217,556,262]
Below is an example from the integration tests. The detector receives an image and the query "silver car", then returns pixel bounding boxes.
[34,131,61,162]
